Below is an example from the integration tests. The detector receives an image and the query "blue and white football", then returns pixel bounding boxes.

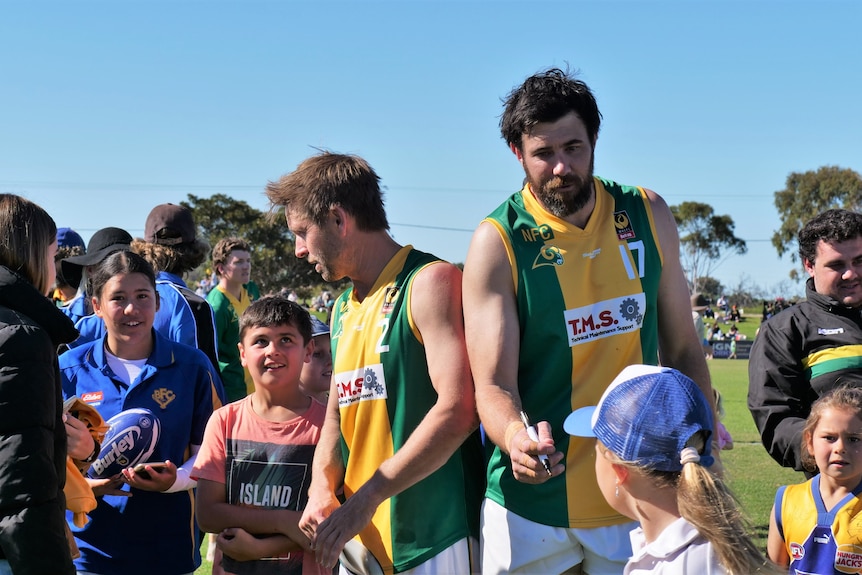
[87,408,161,479]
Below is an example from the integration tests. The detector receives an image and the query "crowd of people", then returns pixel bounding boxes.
[3,66,862,575]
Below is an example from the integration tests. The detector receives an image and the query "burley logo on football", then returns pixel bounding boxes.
[564,293,646,347]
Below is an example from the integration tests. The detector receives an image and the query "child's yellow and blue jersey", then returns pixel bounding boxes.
[330,246,484,574]
[484,177,664,528]
[775,474,862,574]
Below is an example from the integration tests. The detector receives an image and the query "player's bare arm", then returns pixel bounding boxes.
[647,189,715,411]
[463,222,564,483]
[298,387,345,538]
[308,261,479,568]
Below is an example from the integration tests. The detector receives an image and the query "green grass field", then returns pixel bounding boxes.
[194,322,800,572]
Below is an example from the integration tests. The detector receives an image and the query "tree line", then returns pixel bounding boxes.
[673,165,861,300]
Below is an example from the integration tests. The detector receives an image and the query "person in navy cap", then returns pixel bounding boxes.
[52,227,86,306]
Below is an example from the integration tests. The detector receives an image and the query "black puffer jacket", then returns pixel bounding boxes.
[748,278,862,471]
[0,265,78,575]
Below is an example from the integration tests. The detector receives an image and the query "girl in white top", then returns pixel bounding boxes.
[566,365,778,574]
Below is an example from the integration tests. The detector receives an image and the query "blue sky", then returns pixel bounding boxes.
[2,0,860,298]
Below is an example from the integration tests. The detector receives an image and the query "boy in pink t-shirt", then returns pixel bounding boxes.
[193,296,329,575]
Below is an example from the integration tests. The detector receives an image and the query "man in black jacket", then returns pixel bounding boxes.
[749,209,862,471]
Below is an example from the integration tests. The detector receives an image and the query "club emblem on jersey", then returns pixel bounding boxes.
[532,245,564,269]
[152,388,176,409]
[614,210,636,240]
[381,286,400,315]
[789,542,804,560]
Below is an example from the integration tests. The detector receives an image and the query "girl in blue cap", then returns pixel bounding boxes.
[566,364,776,574]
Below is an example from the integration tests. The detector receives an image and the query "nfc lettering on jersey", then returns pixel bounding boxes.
[335,364,388,407]
[564,293,646,347]
[520,224,554,243]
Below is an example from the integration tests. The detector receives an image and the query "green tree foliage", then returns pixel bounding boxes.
[670,201,747,294]
[772,166,862,264]
[182,193,330,293]
[698,276,724,301]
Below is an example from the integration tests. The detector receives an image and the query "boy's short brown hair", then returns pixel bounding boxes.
[239,296,312,344]
[212,237,251,277]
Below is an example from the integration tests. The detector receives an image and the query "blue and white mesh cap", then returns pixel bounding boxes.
[310,317,330,338]
[564,365,714,472]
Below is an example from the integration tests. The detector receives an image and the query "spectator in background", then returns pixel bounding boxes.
[132,203,221,374]
[299,317,332,404]
[53,227,86,306]
[59,251,219,575]
[60,227,133,327]
[749,209,862,471]
[0,194,78,575]
[691,293,712,360]
[208,237,259,404]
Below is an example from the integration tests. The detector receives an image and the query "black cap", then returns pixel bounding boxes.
[61,227,133,280]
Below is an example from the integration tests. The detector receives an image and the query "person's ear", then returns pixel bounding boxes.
[610,462,629,485]
[304,339,314,364]
[511,143,524,162]
[238,341,247,367]
[330,206,350,237]
[92,296,102,317]
[803,258,816,278]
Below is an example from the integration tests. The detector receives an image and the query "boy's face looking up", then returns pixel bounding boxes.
[300,334,332,397]
[239,322,311,390]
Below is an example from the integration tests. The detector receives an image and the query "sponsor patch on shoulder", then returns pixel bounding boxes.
[382,287,400,315]
[835,544,862,570]
[818,327,845,335]
[614,210,635,240]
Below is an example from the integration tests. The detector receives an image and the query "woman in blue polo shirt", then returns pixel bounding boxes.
[59,250,221,575]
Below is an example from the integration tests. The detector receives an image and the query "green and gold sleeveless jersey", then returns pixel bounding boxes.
[330,246,483,574]
[484,177,664,528]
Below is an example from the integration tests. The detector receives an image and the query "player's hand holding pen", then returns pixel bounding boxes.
[505,411,565,484]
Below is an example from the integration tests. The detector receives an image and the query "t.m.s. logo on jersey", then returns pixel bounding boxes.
[614,210,636,240]
[335,364,388,407]
[564,293,646,346]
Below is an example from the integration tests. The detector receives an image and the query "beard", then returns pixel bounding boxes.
[528,158,595,219]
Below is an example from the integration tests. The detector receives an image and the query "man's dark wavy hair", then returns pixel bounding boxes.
[798,209,862,265]
[500,67,602,152]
